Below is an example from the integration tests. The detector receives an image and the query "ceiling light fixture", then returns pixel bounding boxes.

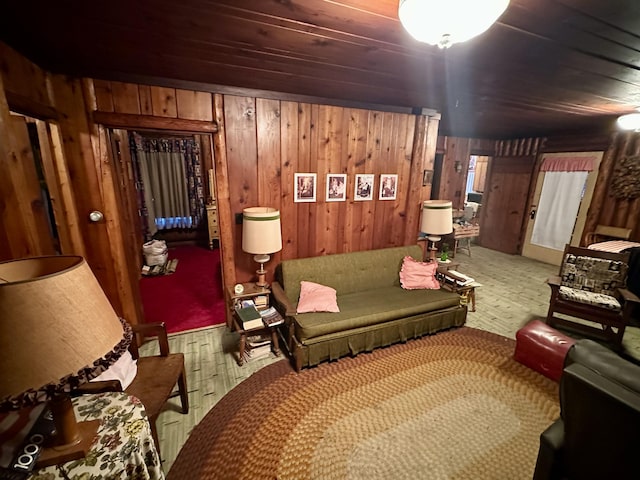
[617,112,640,131]
[398,0,510,49]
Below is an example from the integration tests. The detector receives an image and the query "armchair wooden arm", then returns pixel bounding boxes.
[546,276,561,288]
[74,379,122,396]
[271,282,297,317]
[619,288,640,304]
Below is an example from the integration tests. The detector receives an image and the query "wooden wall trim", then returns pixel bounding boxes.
[212,93,235,296]
[95,73,417,116]
[5,91,58,120]
[92,111,218,133]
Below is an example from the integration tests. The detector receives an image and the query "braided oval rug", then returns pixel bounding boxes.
[168,327,559,480]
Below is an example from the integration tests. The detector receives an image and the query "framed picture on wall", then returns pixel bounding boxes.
[326,173,347,202]
[354,174,374,201]
[294,173,317,203]
[379,174,398,200]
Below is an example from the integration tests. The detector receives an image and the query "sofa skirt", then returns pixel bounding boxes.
[294,305,467,369]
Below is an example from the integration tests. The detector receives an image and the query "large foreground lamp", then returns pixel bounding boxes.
[242,207,283,288]
[421,200,453,261]
[0,256,132,468]
[398,0,510,48]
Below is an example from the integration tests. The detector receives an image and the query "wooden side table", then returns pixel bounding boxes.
[24,392,163,480]
[436,267,481,312]
[225,283,271,329]
[226,282,281,365]
[231,315,281,366]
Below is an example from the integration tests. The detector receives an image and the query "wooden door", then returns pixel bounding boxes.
[0,115,57,260]
[479,156,536,254]
[108,129,145,271]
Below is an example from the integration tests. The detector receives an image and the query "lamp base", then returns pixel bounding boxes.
[253,254,271,288]
[255,267,268,288]
[427,235,442,262]
[36,419,100,468]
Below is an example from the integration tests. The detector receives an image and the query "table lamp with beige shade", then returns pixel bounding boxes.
[242,207,283,288]
[420,200,453,262]
[0,256,132,468]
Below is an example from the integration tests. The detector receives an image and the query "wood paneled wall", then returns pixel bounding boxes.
[435,137,471,210]
[3,59,437,309]
[584,132,640,242]
[222,97,437,282]
[90,80,438,284]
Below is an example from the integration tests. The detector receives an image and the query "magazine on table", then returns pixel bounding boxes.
[259,306,284,327]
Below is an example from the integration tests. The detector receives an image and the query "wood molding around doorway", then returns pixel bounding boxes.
[87,88,235,326]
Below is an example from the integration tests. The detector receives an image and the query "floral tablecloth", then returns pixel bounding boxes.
[29,392,164,480]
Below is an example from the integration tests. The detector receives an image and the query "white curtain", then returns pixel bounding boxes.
[531,171,588,250]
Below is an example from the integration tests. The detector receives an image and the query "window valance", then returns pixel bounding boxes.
[540,156,595,172]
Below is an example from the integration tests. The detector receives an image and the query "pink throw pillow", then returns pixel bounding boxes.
[399,256,440,290]
[297,281,340,313]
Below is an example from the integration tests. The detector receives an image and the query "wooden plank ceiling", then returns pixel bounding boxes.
[1,0,639,139]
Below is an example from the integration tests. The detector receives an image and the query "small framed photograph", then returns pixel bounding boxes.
[379,174,398,200]
[354,174,374,201]
[326,174,347,202]
[294,173,317,203]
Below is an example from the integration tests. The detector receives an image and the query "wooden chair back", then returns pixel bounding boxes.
[76,322,188,457]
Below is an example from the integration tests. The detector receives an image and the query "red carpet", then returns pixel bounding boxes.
[140,245,226,333]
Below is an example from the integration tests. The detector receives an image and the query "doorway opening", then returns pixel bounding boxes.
[522,151,604,266]
[109,128,226,333]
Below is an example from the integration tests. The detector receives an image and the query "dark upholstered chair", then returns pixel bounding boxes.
[533,340,640,480]
[546,244,639,349]
[77,322,188,455]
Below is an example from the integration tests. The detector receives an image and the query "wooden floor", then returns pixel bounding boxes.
[140,245,640,474]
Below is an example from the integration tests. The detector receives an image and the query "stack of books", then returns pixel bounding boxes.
[259,306,284,327]
[242,334,272,362]
[254,295,268,308]
[447,270,475,286]
[436,269,476,290]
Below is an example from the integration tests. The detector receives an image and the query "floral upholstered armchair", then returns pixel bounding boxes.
[546,245,639,349]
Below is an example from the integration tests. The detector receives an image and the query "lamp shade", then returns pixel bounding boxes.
[421,200,453,235]
[398,0,510,48]
[0,256,130,409]
[242,207,283,255]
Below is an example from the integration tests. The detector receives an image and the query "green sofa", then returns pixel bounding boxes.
[271,245,467,370]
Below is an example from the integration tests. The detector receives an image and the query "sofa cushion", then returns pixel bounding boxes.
[295,286,460,342]
[399,256,439,290]
[559,286,621,310]
[277,245,424,303]
[297,281,340,313]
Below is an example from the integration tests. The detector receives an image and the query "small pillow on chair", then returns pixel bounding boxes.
[297,281,340,313]
[399,256,440,290]
[90,351,138,390]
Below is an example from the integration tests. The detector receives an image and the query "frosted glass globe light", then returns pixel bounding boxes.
[398,0,510,48]
[617,112,640,131]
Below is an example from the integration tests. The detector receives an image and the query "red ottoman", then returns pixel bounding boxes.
[514,320,576,382]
